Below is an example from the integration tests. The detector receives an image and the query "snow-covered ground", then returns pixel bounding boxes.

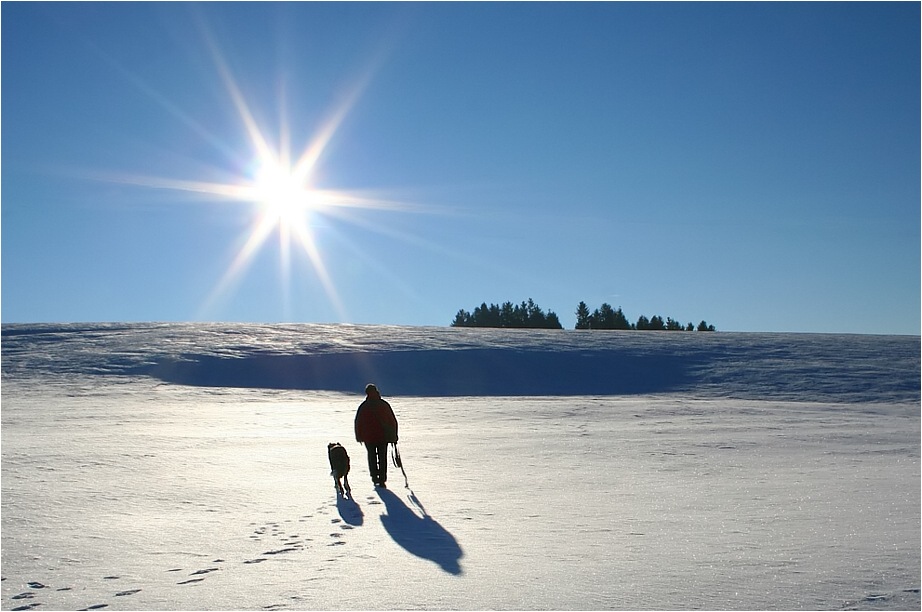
[2,324,919,610]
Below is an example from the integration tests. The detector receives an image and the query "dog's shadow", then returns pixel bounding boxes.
[336,492,364,526]
[377,488,463,575]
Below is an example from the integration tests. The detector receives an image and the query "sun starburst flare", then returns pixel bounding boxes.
[84,18,455,322]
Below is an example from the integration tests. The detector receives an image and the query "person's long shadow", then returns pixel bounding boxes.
[336,491,364,526]
[377,487,463,575]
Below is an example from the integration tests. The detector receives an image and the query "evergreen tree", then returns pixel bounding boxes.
[500,301,516,327]
[596,303,617,329]
[575,302,591,329]
[488,303,502,327]
[612,307,631,330]
[520,298,557,328]
[451,309,471,327]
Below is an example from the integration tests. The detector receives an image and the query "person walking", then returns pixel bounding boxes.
[354,383,398,488]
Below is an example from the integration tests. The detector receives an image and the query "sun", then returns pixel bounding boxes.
[251,156,319,228]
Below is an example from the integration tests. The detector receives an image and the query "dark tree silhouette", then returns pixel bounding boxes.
[575,301,591,330]
[454,300,715,331]
[451,309,472,327]
[450,299,563,329]
[586,303,631,330]
[576,302,714,332]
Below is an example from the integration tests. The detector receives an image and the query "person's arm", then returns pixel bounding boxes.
[354,404,364,443]
[386,401,398,442]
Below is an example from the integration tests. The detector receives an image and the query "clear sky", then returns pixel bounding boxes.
[3,2,919,334]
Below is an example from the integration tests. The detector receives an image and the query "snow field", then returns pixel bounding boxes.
[2,373,918,610]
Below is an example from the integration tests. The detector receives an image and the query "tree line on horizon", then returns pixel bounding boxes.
[451,299,563,329]
[575,301,715,331]
[451,299,716,331]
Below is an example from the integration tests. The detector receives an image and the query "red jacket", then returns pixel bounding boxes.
[354,398,398,444]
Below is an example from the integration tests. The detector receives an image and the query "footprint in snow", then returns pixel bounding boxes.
[11,592,35,600]
[863,594,890,602]
[262,548,297,555]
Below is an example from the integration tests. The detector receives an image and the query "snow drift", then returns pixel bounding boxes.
[2,323,917,402]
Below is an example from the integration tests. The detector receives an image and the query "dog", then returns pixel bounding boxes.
[327,442,351,496]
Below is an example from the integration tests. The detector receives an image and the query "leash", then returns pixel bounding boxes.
[391,442,409,489]
[389,444,429,518]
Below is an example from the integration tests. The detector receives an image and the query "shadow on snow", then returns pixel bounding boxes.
[139,348,698,397]
[336,493,364,527]
[376,487,463,575]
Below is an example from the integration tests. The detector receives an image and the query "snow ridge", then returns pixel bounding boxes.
[3,323,918,403]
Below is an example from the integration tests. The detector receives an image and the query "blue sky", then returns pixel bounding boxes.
[3,2,919,334]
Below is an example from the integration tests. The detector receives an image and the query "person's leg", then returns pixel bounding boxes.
[366,444,380,484]
[375,442,388,485]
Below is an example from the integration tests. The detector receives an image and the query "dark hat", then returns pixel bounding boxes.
[365,383,378,394]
